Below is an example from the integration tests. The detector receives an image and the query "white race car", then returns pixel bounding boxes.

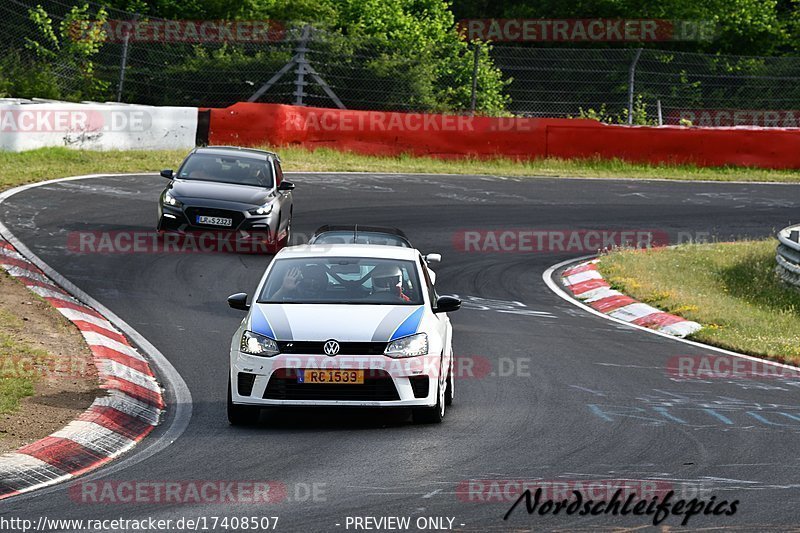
[227,244,460,425]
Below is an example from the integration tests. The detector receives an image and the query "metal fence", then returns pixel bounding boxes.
[4,0,800,126]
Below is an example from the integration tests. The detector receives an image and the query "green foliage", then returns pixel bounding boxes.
[450,0,794,56]
[101,0,510,113]
[0,50,62,100]
[24,3,110,100]
[575,95,655,125]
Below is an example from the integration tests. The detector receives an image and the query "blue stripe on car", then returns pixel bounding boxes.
[250,306,275,339]
[389,306,424,341]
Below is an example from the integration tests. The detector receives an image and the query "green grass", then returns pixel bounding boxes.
[0,308,41,414]
[4,146,800,192]
[598,239,800,363]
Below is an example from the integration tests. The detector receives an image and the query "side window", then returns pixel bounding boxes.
[274,160,283,186]
[418,256,437,306]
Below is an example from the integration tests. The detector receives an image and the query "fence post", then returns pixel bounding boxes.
[470,43,480,116]
[627,48,643,125]
[656,99,663,126]
[116,15,137,102]
[293,25,311,106]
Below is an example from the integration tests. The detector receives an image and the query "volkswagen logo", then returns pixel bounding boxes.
[323,340,340,356]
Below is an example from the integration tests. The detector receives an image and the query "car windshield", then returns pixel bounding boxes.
[178,153,274,188]
[258,257,423,305]
[312,231,410,247]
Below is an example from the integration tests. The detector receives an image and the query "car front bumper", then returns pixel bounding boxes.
[229,352,443,408]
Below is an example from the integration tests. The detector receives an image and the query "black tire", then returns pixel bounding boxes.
[269,215,283,254]
[282,211,292,247]
[445,355,454,406]
[227,380,260,426]
[412,374,446,424]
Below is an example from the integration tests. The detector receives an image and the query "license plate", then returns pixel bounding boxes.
[196,215,233,227]
[299,370,364,384]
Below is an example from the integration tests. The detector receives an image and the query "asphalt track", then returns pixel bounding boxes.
[2,172,800,531]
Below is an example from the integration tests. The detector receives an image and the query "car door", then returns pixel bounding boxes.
[418,255,452,379]
[273,159,292,237]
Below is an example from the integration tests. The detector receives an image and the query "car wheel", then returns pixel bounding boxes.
[412,374,446,424]
[227,380,260,426]
[445,354,454,406]
[269,215,283,254]
[281,212,292,247]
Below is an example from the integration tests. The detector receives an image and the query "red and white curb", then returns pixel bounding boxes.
[561,259,702,338]
[0,236,163,499]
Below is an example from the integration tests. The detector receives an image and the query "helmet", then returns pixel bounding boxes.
[371,264,402,292]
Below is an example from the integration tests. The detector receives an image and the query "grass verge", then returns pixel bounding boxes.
[5,146,800,192]
[598,239,800,363]
[0,272,98,451]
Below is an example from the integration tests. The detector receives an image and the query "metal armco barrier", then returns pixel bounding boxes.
[776,224,800,288]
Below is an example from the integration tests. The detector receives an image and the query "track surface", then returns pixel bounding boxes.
[2,173,800,531]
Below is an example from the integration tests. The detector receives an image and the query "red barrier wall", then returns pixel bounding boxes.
[205,103,800,169]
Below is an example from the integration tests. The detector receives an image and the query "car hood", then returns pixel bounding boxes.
[249,303,425,342]
[170,179,271,207]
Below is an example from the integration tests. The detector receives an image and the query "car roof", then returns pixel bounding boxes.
[312,225,409,239]
[275,244,420,261]
[193,146,279,161]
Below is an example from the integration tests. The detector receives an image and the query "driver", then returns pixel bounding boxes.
[368,264,410,302]
[272,264,329,301]
[189,158,219,180]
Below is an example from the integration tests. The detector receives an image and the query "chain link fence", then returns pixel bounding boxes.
[3,0,800,127]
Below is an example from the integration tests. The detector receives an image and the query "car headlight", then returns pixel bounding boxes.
[240,331,280,357]
[162,191,183,207]
[249,204,273,216]
[384,333,428,358]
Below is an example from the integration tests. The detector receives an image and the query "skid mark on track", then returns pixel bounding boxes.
[454,295,557,318]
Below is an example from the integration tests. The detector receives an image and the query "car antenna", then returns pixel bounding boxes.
[354,224,358,244]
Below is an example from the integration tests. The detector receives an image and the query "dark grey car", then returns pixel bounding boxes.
[157,146,294,252]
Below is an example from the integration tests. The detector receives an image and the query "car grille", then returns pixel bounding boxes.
[185,207,245,230]
[263,369,400,401]
[277,341,387,356]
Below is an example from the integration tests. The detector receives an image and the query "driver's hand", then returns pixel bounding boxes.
[282,267,302,291]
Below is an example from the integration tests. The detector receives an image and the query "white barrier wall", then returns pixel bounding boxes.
[0,101,198,151]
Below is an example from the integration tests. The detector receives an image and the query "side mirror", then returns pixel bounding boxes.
[227,292,250,311]
[425,253,441,265]
[160,169,174,180]
[277,181,295,192]
[434,295,461,314]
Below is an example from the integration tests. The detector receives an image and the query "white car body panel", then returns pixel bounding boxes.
[229,244,454,408]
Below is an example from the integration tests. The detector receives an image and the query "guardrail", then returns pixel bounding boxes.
[776,224,800,288]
